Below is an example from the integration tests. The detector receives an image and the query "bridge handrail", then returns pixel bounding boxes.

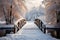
[14,18,25,25]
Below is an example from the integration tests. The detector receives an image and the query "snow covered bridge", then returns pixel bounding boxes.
[0,21,57,40]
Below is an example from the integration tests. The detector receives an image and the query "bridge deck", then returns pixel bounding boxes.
[0,21,57,40]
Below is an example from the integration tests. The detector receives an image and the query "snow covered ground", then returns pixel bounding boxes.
[0,21,59,40]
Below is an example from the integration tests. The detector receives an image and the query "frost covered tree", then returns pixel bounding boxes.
[25,7,44,21]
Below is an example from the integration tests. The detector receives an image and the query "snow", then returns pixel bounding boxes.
[0,21,6,24]
[25,7,45,21]
[0,21,58,40]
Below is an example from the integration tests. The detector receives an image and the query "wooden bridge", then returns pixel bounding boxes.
[0,21,58,40]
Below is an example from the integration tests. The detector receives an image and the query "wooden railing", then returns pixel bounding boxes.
[14,18,26,31]
[34,19,60,39]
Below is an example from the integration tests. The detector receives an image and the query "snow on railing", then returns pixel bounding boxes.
[14,18,25,25]
[0,21,6,24]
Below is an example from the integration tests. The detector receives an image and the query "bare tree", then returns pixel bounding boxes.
[0,0,27,24]
[3,4,13,24]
